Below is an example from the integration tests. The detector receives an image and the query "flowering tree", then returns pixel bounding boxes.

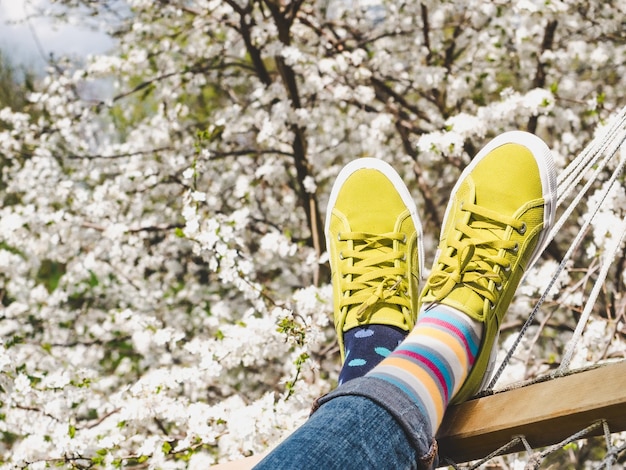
[1,0,625,467]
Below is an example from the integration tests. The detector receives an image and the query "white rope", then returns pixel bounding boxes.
[599,421,616,470]
[528,420,605,468]
[445,419,626,467]
[444,436,525,469]
[556,106,626,205]
[556,188,626,375]
[547,128,626,247]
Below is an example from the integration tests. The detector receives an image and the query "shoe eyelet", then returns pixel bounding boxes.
[339,251,344,260]
[337,232,342,241]
[496,283,503,291]
[518,222,527,235]
[402,234,407,243]
[504,264,511,273]
[513,242,519,253]
[401,253,407,261]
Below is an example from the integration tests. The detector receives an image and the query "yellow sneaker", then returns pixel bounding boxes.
[325,158,424,363]
[420,131,557,403]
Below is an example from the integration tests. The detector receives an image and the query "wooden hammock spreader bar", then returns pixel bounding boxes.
[437,361,626,464]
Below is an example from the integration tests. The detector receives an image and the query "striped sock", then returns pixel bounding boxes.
[367,304,483,433]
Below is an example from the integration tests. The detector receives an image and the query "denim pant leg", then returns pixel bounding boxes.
[254,377,438,470]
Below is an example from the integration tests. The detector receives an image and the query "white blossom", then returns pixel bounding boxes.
[0,1,624,467]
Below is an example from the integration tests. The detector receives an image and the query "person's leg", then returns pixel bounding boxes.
[370,131,557,411]
[256,158,430,469]
[255,395,430,470]
[319,131,557,435]
[257,132,557,469]
[367,304,482,432]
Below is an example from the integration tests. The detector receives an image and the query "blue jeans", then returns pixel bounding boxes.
[254,377,438,470]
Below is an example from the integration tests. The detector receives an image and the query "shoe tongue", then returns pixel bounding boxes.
[353,208,396,233]
[339,171,405,233]
[470,144,540,217]
[472,174,517,216]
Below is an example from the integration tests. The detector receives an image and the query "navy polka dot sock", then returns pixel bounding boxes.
[338,324,407,385]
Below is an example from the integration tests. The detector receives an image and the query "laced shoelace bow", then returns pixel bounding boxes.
[338,231,412,323]
[426,201,526,311]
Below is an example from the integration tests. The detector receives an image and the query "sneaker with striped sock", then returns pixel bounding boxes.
[368,131,557,432]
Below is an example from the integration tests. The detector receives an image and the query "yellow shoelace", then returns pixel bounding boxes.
[338,231,412,323]
[427,201,525,309]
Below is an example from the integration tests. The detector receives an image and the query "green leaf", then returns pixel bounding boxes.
[87,270,99,288]
[68,424,76,439]
[36,259,67,293]
[550,81,559,94]
[162,441,172,454]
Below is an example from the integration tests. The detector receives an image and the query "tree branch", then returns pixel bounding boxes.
[421,3,433,64]
[65,146,174,160]
[528,19,558,133]
[224,0,272,86]
[261,0,327,284]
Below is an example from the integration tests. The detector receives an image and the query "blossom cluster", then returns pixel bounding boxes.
[1,0,625,467]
